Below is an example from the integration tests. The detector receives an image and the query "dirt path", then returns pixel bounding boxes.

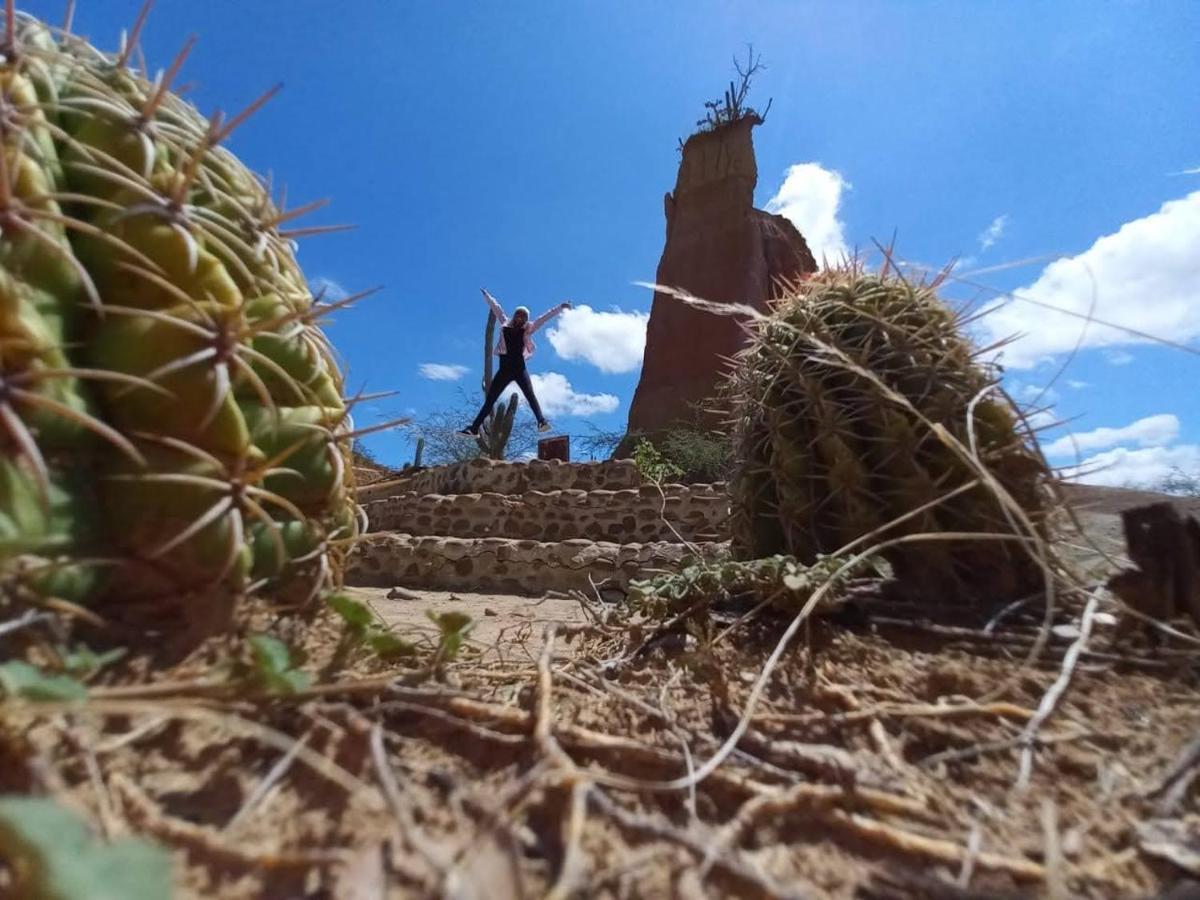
[346,586,590,657]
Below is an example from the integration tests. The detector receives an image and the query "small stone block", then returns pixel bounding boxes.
[538,435,570,462]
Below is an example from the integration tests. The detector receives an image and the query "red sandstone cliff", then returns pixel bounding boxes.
[622,116,816,446]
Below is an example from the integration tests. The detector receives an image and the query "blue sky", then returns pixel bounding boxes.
[30,1,1200,485]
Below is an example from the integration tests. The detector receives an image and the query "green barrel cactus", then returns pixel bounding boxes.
[727,266,1053,602]
[0,8,358,627]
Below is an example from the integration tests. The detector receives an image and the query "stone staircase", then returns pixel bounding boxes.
[346,458,731,596]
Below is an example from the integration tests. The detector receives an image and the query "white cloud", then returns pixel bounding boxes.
[765,163,850,264]
[1170,166,1200,176]
[978,215,1008,251]
[1066,379,1089,390]
[1061,444,1200,489]
[310,277,348,301]
[418,363,469,381]
[502,372,618,417]
[1042,414,1180,458]
[1015,382,1059,405]
[1105,349,1134,366]
[545,305,648,374]
[977,190,1200,368]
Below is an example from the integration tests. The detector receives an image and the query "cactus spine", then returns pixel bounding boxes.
[476,310,517,459]
[727,266,1053,602]
[0,8,358,628]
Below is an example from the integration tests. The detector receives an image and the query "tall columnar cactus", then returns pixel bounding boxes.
[0,7,358,628]
[476,310,517,459]
[727,266,1053,602]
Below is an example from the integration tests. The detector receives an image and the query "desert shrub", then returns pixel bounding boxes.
[658,428,734,484]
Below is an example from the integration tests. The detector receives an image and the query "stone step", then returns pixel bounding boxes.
[362,484,730,543]
[347,534,730,595]
[357,457,645,503]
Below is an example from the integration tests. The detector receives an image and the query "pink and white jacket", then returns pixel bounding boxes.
[482,290,568,360]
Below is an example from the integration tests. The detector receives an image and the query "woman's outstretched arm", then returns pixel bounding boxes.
[481,288,508,325]
[528,300,571,334]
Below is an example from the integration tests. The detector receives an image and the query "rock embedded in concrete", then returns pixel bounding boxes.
[347,533,731,595]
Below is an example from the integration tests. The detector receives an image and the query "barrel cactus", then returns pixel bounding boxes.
[0,7,358,631]
[727,265,1053,602]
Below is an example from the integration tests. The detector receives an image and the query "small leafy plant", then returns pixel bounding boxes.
[633,439,684,484]
[0,796,171,900]
[629,554,867,620]
[427,610,474,663]
[0,661,87,702]
[238,634,311,695]
[326,594,416,663]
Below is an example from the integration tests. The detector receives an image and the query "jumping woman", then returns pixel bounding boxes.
[459,288,570,436]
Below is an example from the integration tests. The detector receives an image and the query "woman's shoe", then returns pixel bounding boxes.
[537,421,552,433]
[456,427,478,437]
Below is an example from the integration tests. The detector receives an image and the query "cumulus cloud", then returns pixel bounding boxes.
[765,163,850,264]
[545,305,649,374]
[1060,444,1200,489]
[977,191,1200,368]
[978,215,1008,251]
[502,372,618,417]
[1066,380,1089,390]
[1105,349,1134,366]
[1041,414,1180,458]
[418,363,469,381]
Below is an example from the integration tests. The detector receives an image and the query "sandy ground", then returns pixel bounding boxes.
[346,586,590,658]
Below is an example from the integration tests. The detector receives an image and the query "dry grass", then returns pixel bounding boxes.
[4,561,1199,899]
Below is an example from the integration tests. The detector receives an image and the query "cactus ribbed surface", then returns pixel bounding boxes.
[728,267,1053,602]
[0,9,356,625]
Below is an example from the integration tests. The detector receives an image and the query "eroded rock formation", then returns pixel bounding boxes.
[623,115,817,446]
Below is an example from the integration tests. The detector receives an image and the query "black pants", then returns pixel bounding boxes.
[471,360,545,430]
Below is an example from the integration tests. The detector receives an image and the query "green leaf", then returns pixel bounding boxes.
[244,635,309,695]
[279,669,313,693]
[0,661,87,702]
[0,796,172,900]
[426,610,474,662]
[326,593,373,631]
[247,634,292,675]
[782,573,807,591]
[60,645,126,679]
[367,631,416,661]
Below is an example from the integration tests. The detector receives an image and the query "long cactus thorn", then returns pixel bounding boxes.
[139,34,196,124]
[342,389,400,408]
[278,222,356,241]
[310,285,382,316]
[165,113,222,207]
[266,196,330,228]
[212,83,282,146]
[337,416,411,443]
[115,0,154,70]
